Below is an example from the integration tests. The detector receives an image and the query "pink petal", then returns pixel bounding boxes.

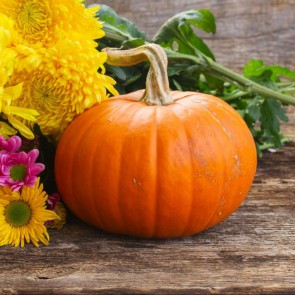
[17,151,28,163]
[6,152,28,165]
[29,163,45,175]
[27,149,39,164]
[7,136,22,152]
[24,176,37,187]
[0,177,9,186]
[47,193,61,210]
[11,183,23,191]
[0,136,22,153]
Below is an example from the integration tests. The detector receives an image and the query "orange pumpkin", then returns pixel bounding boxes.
[55,44,257,238]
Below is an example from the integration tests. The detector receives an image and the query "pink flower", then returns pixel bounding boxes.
[0,149,45,191]
[47,193,61,210]
[45,193,62,227]
[0,135,22,154]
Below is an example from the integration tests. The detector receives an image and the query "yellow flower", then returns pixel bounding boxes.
[0,82,39,139]
[0,13,39,139]
[11,39,117,140]
[0,12,17,51]
[0,179,59,247]
[0,0,104,47]
[1,3,117,140]
[0,13,17,84]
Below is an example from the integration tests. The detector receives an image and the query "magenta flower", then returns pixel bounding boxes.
[47,193,61,210]
[0,135,22,154]
[45,193,62,227]
[0,149,45,191]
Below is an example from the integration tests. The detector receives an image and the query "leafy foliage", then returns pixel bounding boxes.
[153,10,216,59]
[96,4,148,93]
[96,4,295,155]
[97,4,146,48]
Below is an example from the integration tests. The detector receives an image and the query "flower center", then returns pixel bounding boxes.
[10,164,27,181]
[5,200,31,227]
[17,1,50,41]
[31,76,62,109]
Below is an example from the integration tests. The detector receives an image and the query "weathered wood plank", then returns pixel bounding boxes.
[0,109,294,294]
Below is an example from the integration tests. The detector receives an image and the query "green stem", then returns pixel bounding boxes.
[222,90,249,102]
[165,49,295,105]
[100,28,295,105]
[277,82,295,87]
[279,87,295,93]
[211,59,295,105]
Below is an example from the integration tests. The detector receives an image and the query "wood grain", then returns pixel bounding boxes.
[87,0,295,72]
[0,129,295,294]
[1,1,295,294]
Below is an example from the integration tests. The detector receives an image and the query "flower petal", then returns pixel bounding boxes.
[6,116,35,140]
[3,83,23,101]
[27,149,39,164]
[29,163,45,175]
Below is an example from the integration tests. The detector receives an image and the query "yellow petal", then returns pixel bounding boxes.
[0,121,17,138]
[6,115,35,139]
[3,83,23,101]
[6,105,39,121]
[0,29,10,50]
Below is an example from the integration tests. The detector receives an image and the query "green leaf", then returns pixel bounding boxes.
[152,9,223,90]
[153,10,216,60]
[172,79,183,91]
[265,65,295,79]
[244,59,280,90]
[246,97,261,122]
[260,98,288,146]
[167,63,193,76]
[202,73,224,91]
[171,74,200,91]
[244,59,265,77]
[105,63,148,94]
[250,70,278,90]
[244,59,295,80]
[96,4,146,49]
[94,4,148,93]
[121,38,145,49]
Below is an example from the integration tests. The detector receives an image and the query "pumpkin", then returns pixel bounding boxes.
[55,44,257,238]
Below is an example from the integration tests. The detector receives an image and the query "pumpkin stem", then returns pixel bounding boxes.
[103,44,174,106]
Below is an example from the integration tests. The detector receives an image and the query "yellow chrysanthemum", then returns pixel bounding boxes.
[0,13,17,85]
[0,0,104,47]
[0,12,17,51]
[11,39,117,140]
[0,13,39,139]
[0,179,59,247]
[0,81,39,139]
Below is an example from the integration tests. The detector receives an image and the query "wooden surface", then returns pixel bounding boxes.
[1,1,295,294]
[0,128,294,295]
